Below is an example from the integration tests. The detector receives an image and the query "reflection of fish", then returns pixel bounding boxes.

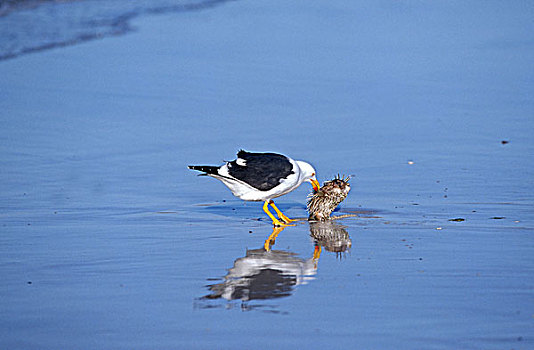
[204,248,316,302]
[307,175,351,221]
[310,221,352,257]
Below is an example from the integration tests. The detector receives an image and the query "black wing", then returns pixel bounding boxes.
[227,150,294,191]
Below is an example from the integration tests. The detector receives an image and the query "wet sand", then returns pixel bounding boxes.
[1,0,533,349]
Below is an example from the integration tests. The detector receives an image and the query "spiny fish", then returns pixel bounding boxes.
[307,174,351,221]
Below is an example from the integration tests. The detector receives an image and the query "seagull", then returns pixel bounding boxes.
[188,150,320,226]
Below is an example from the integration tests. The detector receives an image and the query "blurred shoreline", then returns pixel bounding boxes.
[0,0,232,61]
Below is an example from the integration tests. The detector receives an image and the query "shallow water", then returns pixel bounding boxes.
[1,0,533,349]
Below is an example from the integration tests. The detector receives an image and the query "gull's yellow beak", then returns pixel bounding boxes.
[310,178,320,192]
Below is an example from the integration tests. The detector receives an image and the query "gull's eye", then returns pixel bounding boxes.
[311,173,315,177]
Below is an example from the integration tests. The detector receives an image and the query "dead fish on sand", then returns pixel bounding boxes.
[307,175,351,221]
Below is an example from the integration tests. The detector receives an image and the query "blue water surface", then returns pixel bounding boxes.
[1,0,533,349]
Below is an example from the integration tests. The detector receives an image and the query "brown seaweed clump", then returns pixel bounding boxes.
[307,175,351,221]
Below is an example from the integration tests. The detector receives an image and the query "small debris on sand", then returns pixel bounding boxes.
[448,218,465,222]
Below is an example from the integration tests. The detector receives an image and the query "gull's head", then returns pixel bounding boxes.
[296,161,320,192]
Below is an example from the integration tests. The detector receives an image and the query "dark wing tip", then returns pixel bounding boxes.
[188,165,220,176]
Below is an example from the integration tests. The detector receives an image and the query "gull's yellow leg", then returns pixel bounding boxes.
[263,226,286,251]
[269,200,294,224]
[313,245,322,260]
[263,200,292,227]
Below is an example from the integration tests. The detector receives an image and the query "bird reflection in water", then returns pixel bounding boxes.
[203,227,316,303]
[199,221,351,309]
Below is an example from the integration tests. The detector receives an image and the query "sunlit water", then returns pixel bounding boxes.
[1,0,533,349]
